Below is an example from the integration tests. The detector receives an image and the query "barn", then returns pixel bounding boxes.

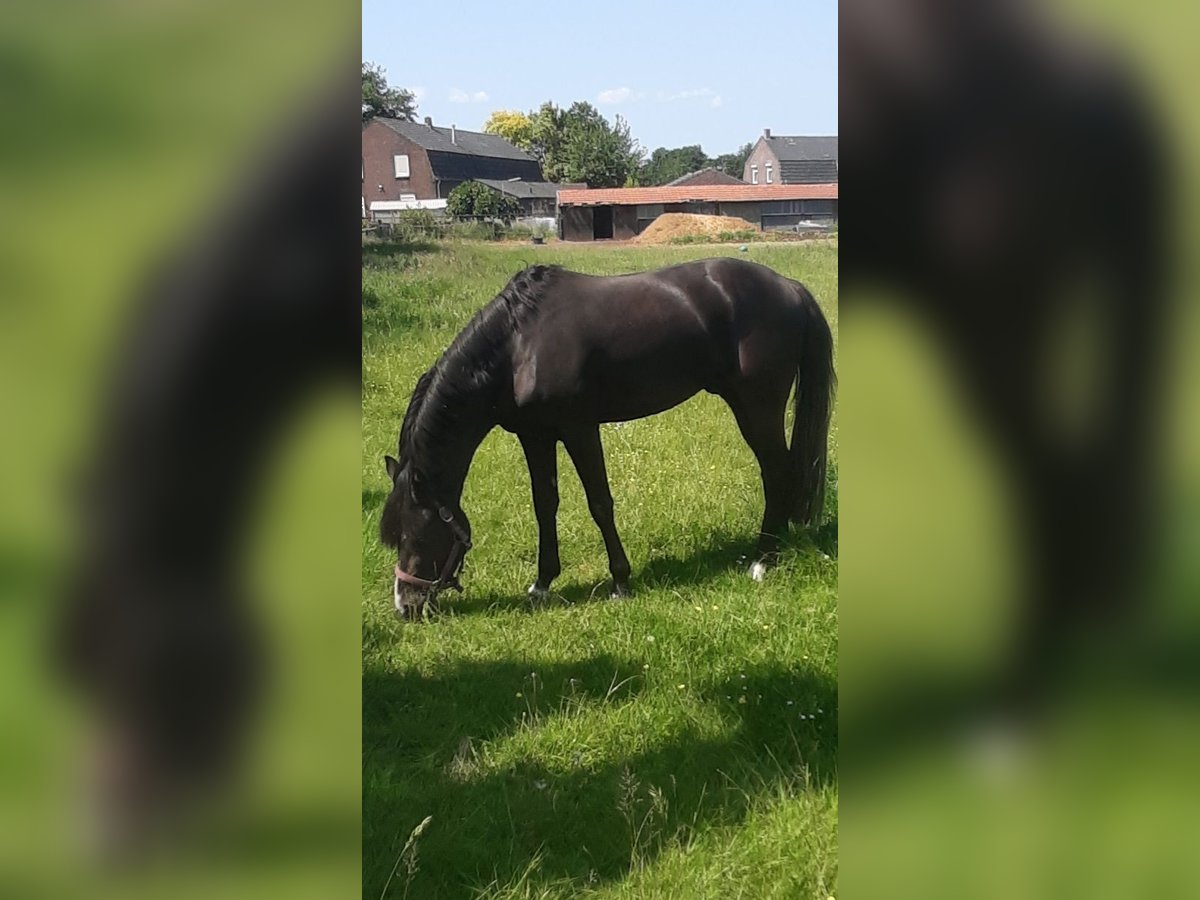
[556,183,838,241]
[472,179,585,218]
[361,116,542,218]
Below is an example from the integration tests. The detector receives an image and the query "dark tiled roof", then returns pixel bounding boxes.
[779,159,839,184]
[475,179,572,200]
[424,152,543,184]
[375,117,535,161]
[558,183,838,206]
[764,135,839,163]
[666,167,745,186]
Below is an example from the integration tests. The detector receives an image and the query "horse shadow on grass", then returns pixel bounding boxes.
[363,656,836,898]
[445,515,837,618]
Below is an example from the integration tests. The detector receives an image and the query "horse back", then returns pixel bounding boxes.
[506,258,804,424]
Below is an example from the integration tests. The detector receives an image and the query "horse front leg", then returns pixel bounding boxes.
[518,432,561,595]
[563,425,632,598]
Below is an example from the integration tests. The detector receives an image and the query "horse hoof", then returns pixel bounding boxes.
[609,583,631,599]
[749,561,769,582]
[528,583,551,599]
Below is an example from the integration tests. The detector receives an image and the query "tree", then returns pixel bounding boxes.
[362,61,417,122]
[524,101,641,187]
[711,142,754,179]
[446,182,522,225]
[482,110,534,151]
[526,102,569,181]
[637,145,710,186]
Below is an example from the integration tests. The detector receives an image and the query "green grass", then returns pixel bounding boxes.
[362,240,838,899]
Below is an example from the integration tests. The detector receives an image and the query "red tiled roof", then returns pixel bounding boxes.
[556,183,838,206]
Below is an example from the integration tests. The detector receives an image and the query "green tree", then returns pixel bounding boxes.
[482,110,534,151]
[446,182,522,225]
[362,61,417,122]
[527,102,568,181]
[526,101,641,187]
[711,142,754,179]
[637,145,710,185]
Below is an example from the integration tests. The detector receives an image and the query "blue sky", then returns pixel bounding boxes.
[362,0,837,157]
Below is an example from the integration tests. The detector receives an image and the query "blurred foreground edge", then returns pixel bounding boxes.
[844,0,1173,721]
[53,81,360,860]
[842,0,1198,896]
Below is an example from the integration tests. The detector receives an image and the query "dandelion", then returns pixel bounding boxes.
[645,635,655,643]
[787,700,794,706]
[515,692,523,698]
[677,683,686,689]
[693,606,702,612]
[738,696,747,704]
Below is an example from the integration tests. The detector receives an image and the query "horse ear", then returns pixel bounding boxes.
[384,455,400,482]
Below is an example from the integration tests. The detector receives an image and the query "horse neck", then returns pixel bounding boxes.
[419,364,506,508]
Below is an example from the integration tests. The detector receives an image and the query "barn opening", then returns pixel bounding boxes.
[592,206,613,239]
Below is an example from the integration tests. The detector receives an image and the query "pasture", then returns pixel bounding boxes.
[362,239,838,899]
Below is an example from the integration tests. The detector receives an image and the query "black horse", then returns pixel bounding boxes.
[381,257,835,618]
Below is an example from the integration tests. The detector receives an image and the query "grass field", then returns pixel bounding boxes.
[362,239,838,899]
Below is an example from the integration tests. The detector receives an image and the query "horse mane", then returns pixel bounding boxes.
[396,264,562,475]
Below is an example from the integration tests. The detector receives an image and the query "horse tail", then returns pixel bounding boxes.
[791,284,835,527]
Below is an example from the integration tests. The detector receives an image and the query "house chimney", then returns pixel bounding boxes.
[424,116,433,128]
[763,128,771,139]
[450,124,456,145]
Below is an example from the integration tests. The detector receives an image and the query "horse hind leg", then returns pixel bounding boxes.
[725,386,794,580]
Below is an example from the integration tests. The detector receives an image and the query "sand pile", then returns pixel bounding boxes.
[634,213,760,244]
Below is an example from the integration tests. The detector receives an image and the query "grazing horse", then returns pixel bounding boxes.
[380,257,835,619]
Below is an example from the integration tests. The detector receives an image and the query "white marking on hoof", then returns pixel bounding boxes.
[394,576,405,613]
[749,561,768,582]
[528,584,550,598]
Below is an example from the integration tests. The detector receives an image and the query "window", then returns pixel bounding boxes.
[393,154,410,178]
[750,165,758,185]
[636,204,665,219]
[765,163,773,184]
